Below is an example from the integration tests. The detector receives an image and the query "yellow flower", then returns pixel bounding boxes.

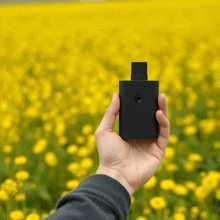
[188,153,203,162]
[136,216,148,220]
[168,135,178,144]
[67,162,80,174]
[202,172,220,191]
[81,124,93,135]
[33,138,48,154]
[14,156,28,166]
[66,180,79,190]
[15,193,26,201]
[1,179,18,196]
[44,122,53,132]
[55,120,66,136]
[25,213,41,220]
[44,152,58,167]
[131,196,135,205]
[183,161,195,172]
[185,181,197,190]
[166,163,178,171]
[165,147,175,159]
[206,99,216,108]
[143,176,157,189]
[77,147,90,157]
[76,135,85,144]
[175,206,187,213]
[66,145,78,155]
[215,188,220,200]
[172,184,188,196]
[190,206,199,219]
[199,118,217,135]
[58,136,68,145]
[173,212,186,220]
[149,196,166,210]
[61,191,69,197]
[200,211,208,219]
[194,186,209,202]
[15,170,30,181]
[10,210,24,220]
[80,157,94,170]
[184,125,197,136]
[0,190,9,201]
[160,179,176,191]
[3,145,13,153]
[213,141,220,149]
[143,208,151,215]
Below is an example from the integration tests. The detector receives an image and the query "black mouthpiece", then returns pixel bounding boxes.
[131,62,148,80]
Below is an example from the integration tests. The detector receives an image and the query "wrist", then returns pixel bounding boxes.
[95,166,134,198]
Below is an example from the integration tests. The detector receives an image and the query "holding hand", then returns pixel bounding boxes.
[95,93,170,197]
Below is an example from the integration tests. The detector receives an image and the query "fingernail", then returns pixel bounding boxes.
[162,93,165,98]
[112,93,117,100]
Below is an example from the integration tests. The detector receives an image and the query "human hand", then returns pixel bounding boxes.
[95,93,170,197]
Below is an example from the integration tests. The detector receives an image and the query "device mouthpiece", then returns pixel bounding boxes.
[131,62,148,81]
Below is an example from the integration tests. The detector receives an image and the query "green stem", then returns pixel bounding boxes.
[6,198,11,220]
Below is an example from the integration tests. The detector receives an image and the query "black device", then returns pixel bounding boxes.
[119,62,159,140]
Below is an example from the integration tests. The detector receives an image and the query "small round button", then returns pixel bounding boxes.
[134,94,143,103]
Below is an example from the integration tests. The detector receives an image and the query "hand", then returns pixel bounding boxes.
[95,93,170,197]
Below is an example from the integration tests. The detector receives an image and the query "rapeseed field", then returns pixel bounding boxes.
[0,0,220,219]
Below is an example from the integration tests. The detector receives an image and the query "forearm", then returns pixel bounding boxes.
[95,166,134,198]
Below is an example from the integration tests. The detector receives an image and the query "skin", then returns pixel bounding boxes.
[95,93,170,197]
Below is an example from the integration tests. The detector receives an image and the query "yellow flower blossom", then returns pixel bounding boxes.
[25,213,41,220]
[33,138,48,154]
[160,179,176,191]
[200,211,209,219]
[143,176,157,189]
[165,147,176,159]
[76,135,85,144]
[80,157,94,170]
[10,210,24,220]
[66,180,79,190]
[15,170,30,181]
[184,125,197,136]
[168,135,178,144]
[44,152,58,167]
[172,184,188,196]
[55,120,66,136]
[66,145,78,155]
[188,153,203,162]
[0,190,9,201]
[143,208,151,215]
[77,147,90,157]
[15,193,26,201]
[185,181,197,190]
[67,162,80,174]
[3,144,13,153]
[183,160,195,172]
[1,179,18,196]
[136,216,148,220]
[215,188,220,200]
[14,156,28,166]
[173,212,186,220]
[149,196,166,210]
[213,141,220,149]
[81,124,93,135]
[166,163,178,171]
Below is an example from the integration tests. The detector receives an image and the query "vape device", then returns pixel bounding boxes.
[119,62,159,140]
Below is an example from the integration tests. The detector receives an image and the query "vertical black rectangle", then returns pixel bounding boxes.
[119,80,159,140]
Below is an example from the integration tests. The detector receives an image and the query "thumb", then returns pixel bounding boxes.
[96,93,119,134]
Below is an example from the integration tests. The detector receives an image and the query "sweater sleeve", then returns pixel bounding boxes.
[43,174,131,220]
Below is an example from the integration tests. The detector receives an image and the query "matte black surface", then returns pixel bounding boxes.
[119,62,159,140]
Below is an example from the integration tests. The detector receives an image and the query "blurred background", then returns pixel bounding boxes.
[0,0,220,220]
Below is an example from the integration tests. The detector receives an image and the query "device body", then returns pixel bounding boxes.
[119,62,159,140]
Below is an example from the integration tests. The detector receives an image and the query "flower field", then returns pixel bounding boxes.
[0,0,220,219]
